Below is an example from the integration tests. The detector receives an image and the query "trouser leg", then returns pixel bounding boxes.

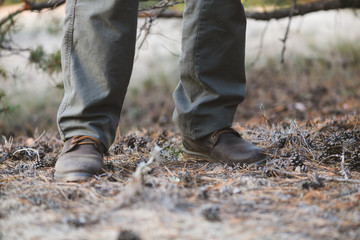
[173,0,247,140]
[57,0,139,149]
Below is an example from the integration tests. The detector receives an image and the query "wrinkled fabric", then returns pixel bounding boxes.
[57,0,247,149]
[174,0,247,139]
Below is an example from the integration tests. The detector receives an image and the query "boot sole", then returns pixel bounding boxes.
[54,172,93,182]
[182,147,268,166]
[182,148,215,163]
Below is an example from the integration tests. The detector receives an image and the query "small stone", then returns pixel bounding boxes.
[201,205,221,222]
[117,230,141,240]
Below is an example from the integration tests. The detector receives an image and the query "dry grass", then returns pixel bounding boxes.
[1,114,360,240]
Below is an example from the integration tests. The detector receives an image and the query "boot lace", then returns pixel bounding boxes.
[70,136,102,147]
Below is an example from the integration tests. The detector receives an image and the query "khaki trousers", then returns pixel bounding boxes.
[57,0,247,149]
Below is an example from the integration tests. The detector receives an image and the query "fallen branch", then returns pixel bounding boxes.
[318,175,360,184]
[265,168,360,184]
[264,168,306,178]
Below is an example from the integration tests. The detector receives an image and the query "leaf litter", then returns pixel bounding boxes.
[0,115,360,240]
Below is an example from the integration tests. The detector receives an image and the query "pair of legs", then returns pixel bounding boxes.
[55,0,266,181]
[57,0,247,148]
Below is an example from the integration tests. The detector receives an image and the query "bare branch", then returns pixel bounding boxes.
[136,0,182,56]
[246,0,360,21]
[139,9,182,18]
[22,0,65,11]
[0,7,26,28]
[138,0,183,18]
[280,0,297,64]
[0,0,66,53]
[139,0,360,19]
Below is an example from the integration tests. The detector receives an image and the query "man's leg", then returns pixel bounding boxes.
[58,0,139,149]
[55,0,139,181]
[173,0,266,165]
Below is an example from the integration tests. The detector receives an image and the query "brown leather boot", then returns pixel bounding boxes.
[182,128,267,166]
[54,136,105,182]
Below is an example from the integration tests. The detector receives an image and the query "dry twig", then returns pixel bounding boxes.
[280,0,297,64]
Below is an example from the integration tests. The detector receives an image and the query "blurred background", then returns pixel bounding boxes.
[0,0,359,137]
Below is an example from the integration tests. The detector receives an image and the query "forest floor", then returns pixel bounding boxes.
[1,58,360,240]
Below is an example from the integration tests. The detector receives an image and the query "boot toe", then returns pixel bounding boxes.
[54,136,105,182]
[54,154,104,182]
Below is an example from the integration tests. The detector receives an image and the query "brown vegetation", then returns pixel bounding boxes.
[1,53,360,238]
[0,114,359,239]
